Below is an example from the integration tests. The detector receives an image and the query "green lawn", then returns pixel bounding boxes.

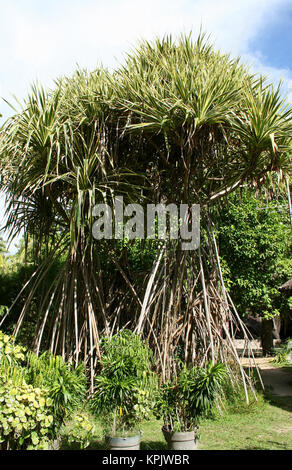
[60,391,292,451]
[198,395,292,450]
[142,395,292,450]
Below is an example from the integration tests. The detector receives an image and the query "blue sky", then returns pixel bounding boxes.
[249,8,292,70]
[1,0,292,251]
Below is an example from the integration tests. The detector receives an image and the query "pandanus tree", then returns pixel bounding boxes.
[1,34,292,396]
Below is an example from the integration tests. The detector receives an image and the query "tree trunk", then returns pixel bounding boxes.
[261,318,274,356]
[272,315,281,341]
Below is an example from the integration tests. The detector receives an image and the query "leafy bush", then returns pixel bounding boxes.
[25,351,87,424]
[0,330,87,449]
[91,330,157,436]
[61,411,96,449]
[0,376,54,450]
[0,333,54,450]
[215,188,292,320]
[273,338,292,364]
[154,362,227,432]
[0,330,26,365]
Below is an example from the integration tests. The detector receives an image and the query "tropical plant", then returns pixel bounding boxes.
[1,33,292,396]
[61,411,96,449]
[215,186,292,353]
[272,337,292,364]
[216,187,292,316]
[0,236,64,346]
[0,332,55,449]
[24,351,87,424]
[0,376,55,450]
[0,330,26,365]
[154,362,227,433]
[0,330,87,448]
[91,330,156,437]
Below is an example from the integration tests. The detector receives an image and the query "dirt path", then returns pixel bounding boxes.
[241,357,292,397]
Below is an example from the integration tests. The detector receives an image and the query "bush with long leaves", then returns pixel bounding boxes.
[91,330,157,436]
[154,361,227,432]
[25,351,87,424]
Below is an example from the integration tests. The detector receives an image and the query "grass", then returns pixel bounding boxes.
[199,394,292,450]
[271,360,292,370]
[59,390,292,450]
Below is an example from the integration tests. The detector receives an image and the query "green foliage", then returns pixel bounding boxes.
[1,32,292,365]
[0,236,65,346]
[272,338,292,364]
[0,305,8,317]
[91,330,157,436]
[0,330,26,365]
[62,411,96,449]
[0,332,54,449]
[0,377,54,450]
[0,262,36,343]
[154,362,227,432]
[0,330,87,449]
[216,188,292,319]
[25,351,87,424]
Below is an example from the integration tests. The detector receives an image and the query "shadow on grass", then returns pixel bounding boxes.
[244,442,290,450]
[141,441,167,450]
[60,438,167,451]
[60,438,107,450]
[263,394,292,413]
[243,364,292,413]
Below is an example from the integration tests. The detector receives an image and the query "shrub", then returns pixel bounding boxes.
[0,372,55,449]
[25,351,87,424]
[61,411,96,449]
[0,330,87,448]
[0,330,26,365]
[91,330,157,436]
[154,362,227,432]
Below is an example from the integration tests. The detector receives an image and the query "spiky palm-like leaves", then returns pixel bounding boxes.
[1,34,291,396]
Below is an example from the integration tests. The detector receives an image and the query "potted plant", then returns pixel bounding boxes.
[91,330,156,450]
[154,361,227,450]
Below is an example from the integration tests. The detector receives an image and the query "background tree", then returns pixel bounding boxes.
[215,186,292,354]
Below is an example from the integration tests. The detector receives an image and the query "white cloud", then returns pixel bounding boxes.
[1,0,292,251]
[1,0,291,112]
[239,49,292,104]
[185,0,286,54]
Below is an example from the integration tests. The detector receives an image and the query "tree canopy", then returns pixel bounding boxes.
[0,34,292,387]
[216,188,292,320]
